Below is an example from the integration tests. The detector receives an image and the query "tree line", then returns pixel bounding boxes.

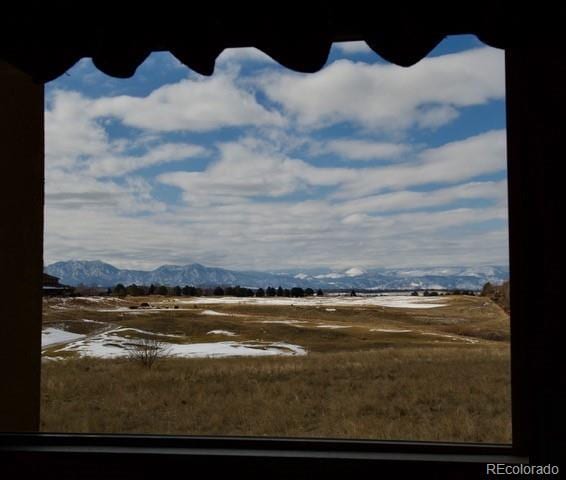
[410,289,477,297]
[110,283,325,298]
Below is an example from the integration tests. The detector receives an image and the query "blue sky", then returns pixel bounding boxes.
[44,35,508,271]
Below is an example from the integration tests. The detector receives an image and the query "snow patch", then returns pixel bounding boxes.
[421,332,479,344]
[254,320,308,325]
[178,295,447,309]
[44,325,305,359]
[316,325,351,329]
[42,328,86,348]
[207,330,238,336]
[167,341,306,358]
[200,309,230,316]
[97,307,194,313]
[50,328,305,359]
[370,328,413,333]
[73,296,123,303]
[82,319,108,325]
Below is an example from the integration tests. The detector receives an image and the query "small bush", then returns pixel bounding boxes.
[126,337,170,368]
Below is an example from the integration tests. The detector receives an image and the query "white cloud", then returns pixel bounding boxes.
[157,139,355,206]
[85,142,207,177]
[332,41,373,55]
[320,139,411,160]
[45,170,167,214]
[44,43,509,271]
[45,91,109,168]
[216,47,276,66]
[254,47,504,132]
[46,90,208,177]
[415,105,460,128]
[158,130,505,207]
[333,130,507,198]
[337,180,507,216]
[420,129,506,167]
[45,194,508,271]
[45,89,206,217]
[90,73,286,132]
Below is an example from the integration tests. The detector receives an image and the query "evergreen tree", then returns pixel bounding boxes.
[256,287,265,297]
[148,284,156,295]
[305,288,315,296]
[350,289,357,297]
[481,282,495,296]
[291,287,304,297]
[157,285,168,295]
[114,283,127,296]
[213,286,225,296]
[266,286,276,297]
[316,289,324,296]
[277,286,284,297]
[126,284,143,296]
[174,285,182,296]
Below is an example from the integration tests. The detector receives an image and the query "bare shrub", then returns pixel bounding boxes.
[126,337,170,368]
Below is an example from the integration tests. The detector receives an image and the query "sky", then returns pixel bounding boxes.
[44,35,509,272]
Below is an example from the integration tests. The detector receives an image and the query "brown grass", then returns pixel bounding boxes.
[41,345,511,443]
[42,294,510,355]
[40,295,511,442]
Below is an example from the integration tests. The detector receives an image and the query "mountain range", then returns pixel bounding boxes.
[45,260,509,291]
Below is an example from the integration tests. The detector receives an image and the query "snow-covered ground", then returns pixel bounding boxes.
[96,307,195,313]
[207,330,238,336]
[165,341,306,358]
[43,326,306,359]
[316,325,351,329]
[176,295,447,309]
[42,328,85,347]
[200,310,245,317]
[254,320,308,325]
[45,297,126,309]
[72,296,125,303]
[420,332,479,344]
[370,328,413,333]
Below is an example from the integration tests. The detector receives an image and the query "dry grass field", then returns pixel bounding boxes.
[40,294,511,443]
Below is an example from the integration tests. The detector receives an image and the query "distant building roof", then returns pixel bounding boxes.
[43,273,61,286]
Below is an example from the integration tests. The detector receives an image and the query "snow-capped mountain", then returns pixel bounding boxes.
[45,260,509,290]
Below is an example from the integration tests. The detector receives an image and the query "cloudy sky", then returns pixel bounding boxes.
[44,35,508,272]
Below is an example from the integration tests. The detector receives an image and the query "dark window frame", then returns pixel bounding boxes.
[1,41,563,478]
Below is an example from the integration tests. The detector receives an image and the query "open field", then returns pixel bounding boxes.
[41,294,511,442]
